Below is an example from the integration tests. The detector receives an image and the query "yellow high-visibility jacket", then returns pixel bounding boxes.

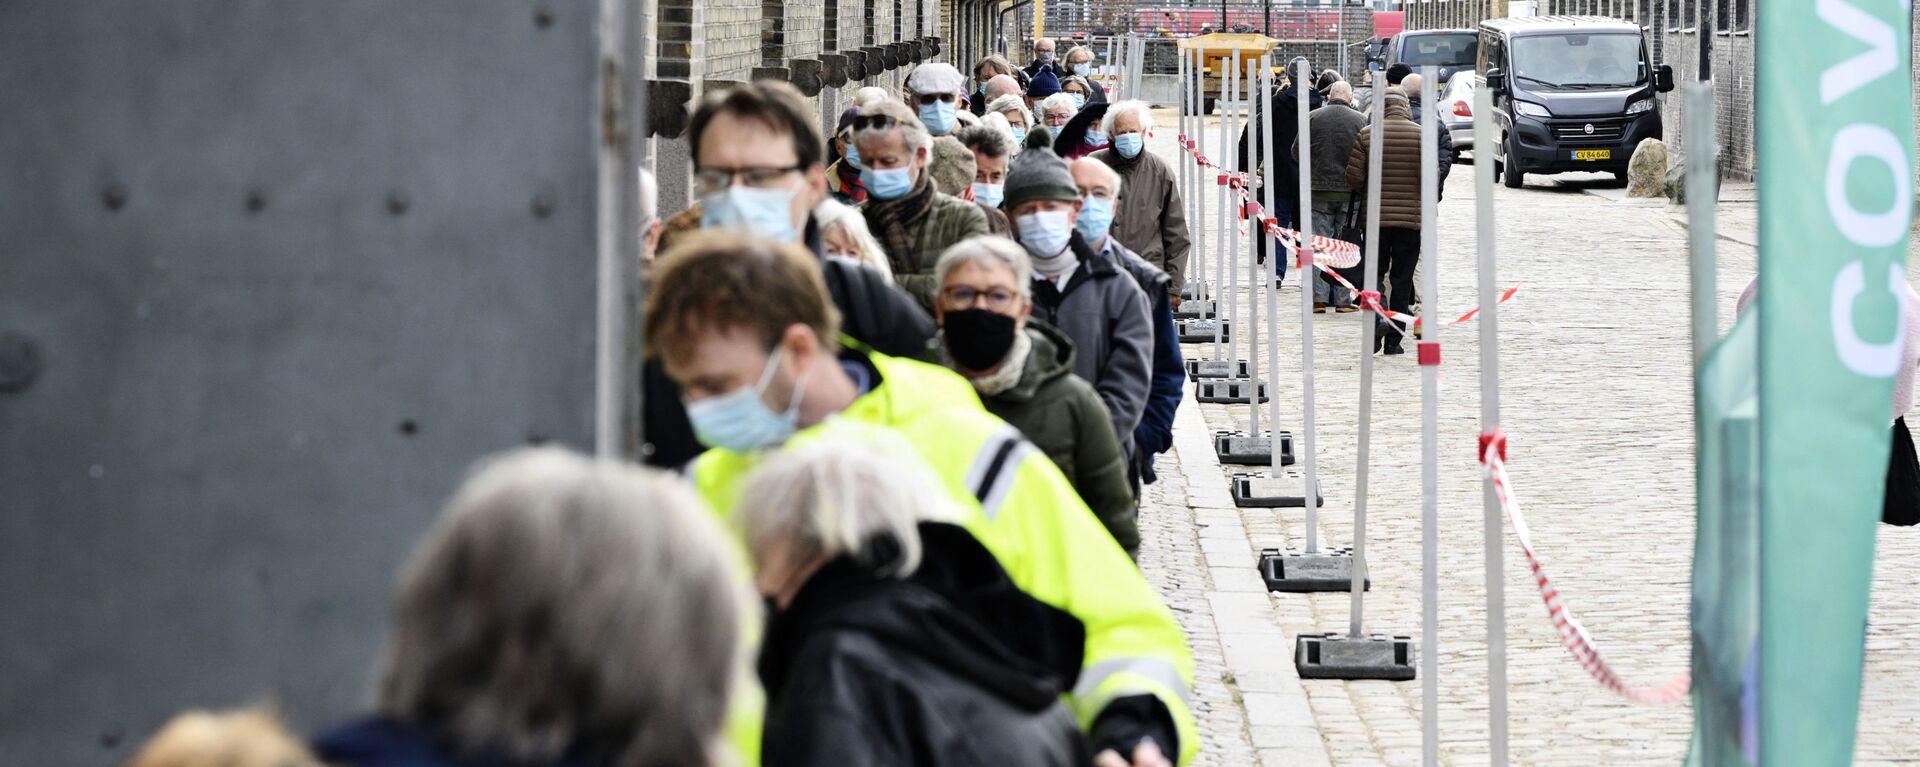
[693,343,1198,764]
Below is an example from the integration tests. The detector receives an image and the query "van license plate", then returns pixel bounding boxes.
[1572,149,1611,161]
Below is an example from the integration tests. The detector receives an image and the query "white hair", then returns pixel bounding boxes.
[851,86,894,109]
[935,235,1034,301]
[986,94,1033,127]
[1037,92,1078,118]
[1071,156,1123,196]
[979,112,1017,153]
[852,99,933,159]
[813,197,895,283]
[1101,99,1155,135]
[378,447,748,767]
[1065,45,1095,65]
[737,437,958,582]
[1328,80,1355,103]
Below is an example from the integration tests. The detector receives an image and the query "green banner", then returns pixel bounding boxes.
[1757,0,1913,761]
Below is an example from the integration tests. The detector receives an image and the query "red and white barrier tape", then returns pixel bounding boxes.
[1479,430,1691,705]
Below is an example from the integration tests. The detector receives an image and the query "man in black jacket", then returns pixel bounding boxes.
[641,82,935,468]
[1240,64,1324,273]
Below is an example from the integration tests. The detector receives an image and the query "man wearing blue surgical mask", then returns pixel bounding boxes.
[642,81,933,470]
[853,100,990,311]
[1063,46,1109,104]
[1002,132,1153,475]
[1091,100,1191,311]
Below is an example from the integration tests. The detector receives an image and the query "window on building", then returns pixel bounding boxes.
[1714,0,1730,31]
[761,0,783,65]
[1733,0,1750,32]
[894,0,903,41]
[864,0,876,45]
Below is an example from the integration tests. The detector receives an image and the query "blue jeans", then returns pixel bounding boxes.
[1310,200,1354,306]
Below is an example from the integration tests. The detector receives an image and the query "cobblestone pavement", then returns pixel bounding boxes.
[1134,109,1920,765]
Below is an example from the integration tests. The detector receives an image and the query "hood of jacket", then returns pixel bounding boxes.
[997,320,1077,405]
[758,522,1085,712]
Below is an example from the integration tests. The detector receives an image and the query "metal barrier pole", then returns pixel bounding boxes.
[1244,57,1264,435]
[1349,42,1386,642]
[1226,48,1242,368]
[1296,57,1322,554]
[1191,46,1208,306]
[1212,48,1233,357]
[1686,83,1718,367]
[1418,66,1442,767]
[1473,82,1511,767]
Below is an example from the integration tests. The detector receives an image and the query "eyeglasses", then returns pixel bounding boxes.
[1080,188,1116,202]
[694,164,803,195]
[849,114,905,133]
[916,93,957,106]
[942,285,1021,312]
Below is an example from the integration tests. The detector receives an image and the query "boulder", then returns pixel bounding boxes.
[1626,137,1668,197]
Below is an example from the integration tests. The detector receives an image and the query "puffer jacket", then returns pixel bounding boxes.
[1297,100,1367,195]
[1028,232,1153,463]
[1091,146,1191,295]
[1345,99,1424,230]
[861,183,990,311]
[978,321,1139,555]
[759,522,1091,767]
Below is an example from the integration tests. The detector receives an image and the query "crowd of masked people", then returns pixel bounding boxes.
[125,39,1205,767]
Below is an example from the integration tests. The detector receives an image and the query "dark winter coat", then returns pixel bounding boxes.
[1029,232,1153,463]
[1105,240,1184,473]
[1238,83,1325,202]
[861,185,990,312]
[1296,100,1368,195]
[758,522,1091,767]
[980,321,1139,555]
[314,717,597,767]
[641,216,935,468]
[1346,99,1426,230]
[1091,146,1192,295]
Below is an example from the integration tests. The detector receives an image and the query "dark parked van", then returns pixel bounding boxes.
[1477,16,1675,187]
[1385,29,1479,86]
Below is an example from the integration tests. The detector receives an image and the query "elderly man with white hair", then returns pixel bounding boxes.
[1090,100,1190,309]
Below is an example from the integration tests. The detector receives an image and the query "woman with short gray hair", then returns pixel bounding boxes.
[986,94,1035,149]
[741,438,1091,767]
[314,447,750,767]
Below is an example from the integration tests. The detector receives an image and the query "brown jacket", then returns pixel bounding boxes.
[1090,147,1191,294]
[1345,98,1424,231]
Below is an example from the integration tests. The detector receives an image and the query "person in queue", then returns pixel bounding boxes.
[1061,75,1095,113]
[1004,131,1152,468]
[955,124,1014,235]
[1024,36,1068,81]
[1070,157,1184,491]
[904,63,980,197]
[1091,100,1190,308]
[852,100,989,311]
[971,54,1023,114]
[1063,45,1107,103]
[824,107,867,204]
[988,93,1035,149]
[644,233,1197,767]
[1025,66,1063,110]
[1036,92,1077,140]
[1296,79,1367,312]
[1239,62,1324,235]
[313,447,750,767]
[1346,87,1423,356]
[744,442,1092,766]
[642,81,933,470]
[1396,71,1455,199]
[814,197,893,282]
[932,237,1138,555]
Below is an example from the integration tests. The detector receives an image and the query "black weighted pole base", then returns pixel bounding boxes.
[1173,299,1217,320]
[1187,358,1249,379]
[1177,318,1232,343]
[1231,470,1323,508]
[1181,282,1205,301]
[1214,430,1296,466]
[1196,379,1269,404]
[1258,546,1368,592]
[1294,633,1415,681]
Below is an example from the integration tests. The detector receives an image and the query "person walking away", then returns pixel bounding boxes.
[644,82,933,469]
[825,108,868,204]
[1295,80,1367,312]
[1064,46,1108,103]
[1071,157,1185,492]
[1091,100,1191,309]
[1004,131,1153,468]
[853,100,990,311]
[644,233,1199,765]
[314,447,750,767]
[1345,86,1423,356]
[955,124,1015,235]
[744,442,1093,767]
[933,236,1138,555]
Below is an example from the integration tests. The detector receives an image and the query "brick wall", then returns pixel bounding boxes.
[703,0,761,81]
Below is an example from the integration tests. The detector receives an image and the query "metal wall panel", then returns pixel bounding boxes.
[0,3,599,762]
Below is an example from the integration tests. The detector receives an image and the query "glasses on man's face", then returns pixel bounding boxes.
[942,285,1020,312]
[1080,187,1116,202]
[850,114,905,133]
[917,93,957,106]
[694,165,803,196]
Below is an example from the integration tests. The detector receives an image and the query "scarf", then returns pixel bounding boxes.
[863,175,935,260]
[944,326,1032,396]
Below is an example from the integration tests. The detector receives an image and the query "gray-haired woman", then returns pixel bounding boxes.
[741,439,1091,767]
[314,447,750,767]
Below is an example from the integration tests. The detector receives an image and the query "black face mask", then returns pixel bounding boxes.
[942,308,1019,372]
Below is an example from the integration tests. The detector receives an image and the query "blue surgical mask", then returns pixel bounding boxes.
[862,165,914,201]
[1049,125,1063,139]
[1017,209,1074,261]
[1083,128,1108,147]
[1072,63,1091,77]
[978,81,988,95]
[844,142,863,171]
[972,181,1004,208]
[1114,132,1143,158]
[1070,93,1087,111]
[1075,195,1114,242]
[918,100,957,135]
[700,182,799,243]
[1010,125,1028,146]
[684,344,807,453]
